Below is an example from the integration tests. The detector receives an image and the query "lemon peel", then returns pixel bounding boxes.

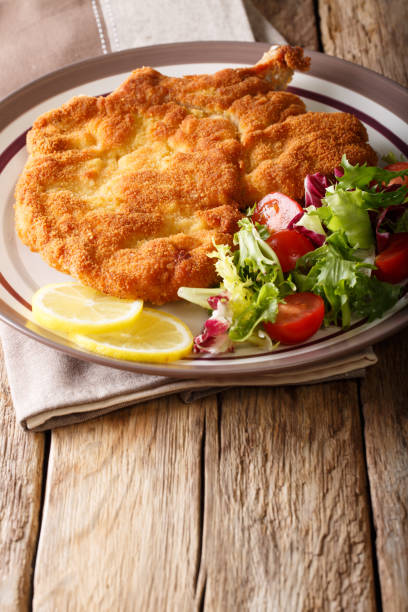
[71,308,193,363]
[32,283,143,334]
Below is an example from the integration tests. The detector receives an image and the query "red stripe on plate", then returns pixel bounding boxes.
[0,130,29,173]
[0,273,31,310]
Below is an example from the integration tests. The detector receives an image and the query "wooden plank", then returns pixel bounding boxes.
[33,384,378,611]
[198,385,376,610]
[33,396,209,611]
[319,1,408,607]
[0,345,45,611]
[319,0,408,85]
[361,329,408,611]
[251,0,319,50]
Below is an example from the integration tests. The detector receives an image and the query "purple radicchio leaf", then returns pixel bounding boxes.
[287,211,304,229]
[373,203,408,252]
[304,172,331,208]
[294,225,326,247]
[193,318,233,355]
[288,211,326,247]
[381,183,403,193]
[207,294,229,310]
[334,166,344,178]
[374,208,391,252]
[193,293,233,355]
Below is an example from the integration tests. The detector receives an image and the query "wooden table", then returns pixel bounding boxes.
[1,1,407,610]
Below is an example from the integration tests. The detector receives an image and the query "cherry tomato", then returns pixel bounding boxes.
[374,233,408,283]
[264,292,325,345]
[252,192,303,233]
[266,229,314,273]
[385,162,408,187]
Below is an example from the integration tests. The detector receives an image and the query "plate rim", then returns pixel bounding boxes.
[1,40,407,378]
[2,301,407,378]
[1,41,407,127]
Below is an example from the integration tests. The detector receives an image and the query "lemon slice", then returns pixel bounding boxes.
[32,283,143,334]
[71,308,193,363]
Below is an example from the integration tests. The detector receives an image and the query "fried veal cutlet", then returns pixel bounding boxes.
[15,46,377,304]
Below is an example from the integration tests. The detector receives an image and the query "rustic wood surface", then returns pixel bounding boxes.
[361,328,408,612]
[0,1,407,611]
[319,0,408,85]
[319,3,408,610]
[33,388,377,611]
[0,346,45,611]
[33,396,206,611]
[199,386,376,611]
[251,0,319,50]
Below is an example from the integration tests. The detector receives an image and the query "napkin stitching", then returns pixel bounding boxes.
[103,0,121,51]
[91,0,109,54]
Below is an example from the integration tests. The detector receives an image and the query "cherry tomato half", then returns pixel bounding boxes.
[385,162,408,187]
[252,192,303,233]
[267,229,315,273]
[264,292,325,345]
[375,232,408,283]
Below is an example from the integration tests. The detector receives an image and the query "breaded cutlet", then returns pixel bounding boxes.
[15,46,377,304]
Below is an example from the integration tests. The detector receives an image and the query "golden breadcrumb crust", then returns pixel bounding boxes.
[15,45,376,303]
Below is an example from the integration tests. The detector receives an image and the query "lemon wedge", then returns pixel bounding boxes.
[71,308,193,363]
[32,283,143,334]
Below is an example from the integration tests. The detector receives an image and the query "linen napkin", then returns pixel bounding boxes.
[1,323,376,431]
[0,0,377,430]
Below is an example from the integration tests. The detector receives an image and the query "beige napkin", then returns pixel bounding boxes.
[0,0,377,430]
[1,323,376,431]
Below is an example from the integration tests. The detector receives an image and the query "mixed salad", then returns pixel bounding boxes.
[178,156,408,355]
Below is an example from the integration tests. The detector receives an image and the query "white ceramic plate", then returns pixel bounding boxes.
[1,42,407,378]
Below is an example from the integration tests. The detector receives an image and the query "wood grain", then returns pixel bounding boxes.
[361,329,408,612]
[251,0,319,50]
[33,396,208,611]
[319,1,408,607]
[0,345,44,611]
[319,0,408,86]
[33,385,377,611]
[197,385,377,611]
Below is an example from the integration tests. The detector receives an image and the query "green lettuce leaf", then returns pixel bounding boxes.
[292,232,398,327]
[234,217,284,283]
[177,287,222,310]
[296,205,327,237]
[229,282,280,342]
[208,242,254,318]
[382,152,399,165]
[319,156,408,249]
[349,275,401,322]
[395,209,408,233]
[337,154,408,190]
[322,189,374,248]
[360,185,408,208]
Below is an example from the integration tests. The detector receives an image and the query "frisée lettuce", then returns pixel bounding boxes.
[180,219,292,348]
